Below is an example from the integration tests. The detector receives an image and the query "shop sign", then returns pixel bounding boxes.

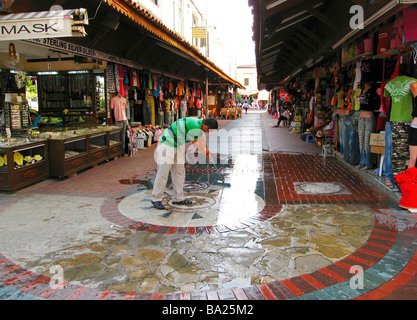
[192,27,206,39]
[0,16,73,40]
[27,38,142,69]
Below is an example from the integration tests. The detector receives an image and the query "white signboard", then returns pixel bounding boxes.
[0,15,73,40]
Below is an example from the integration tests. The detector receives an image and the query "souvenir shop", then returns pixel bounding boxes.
[0,1,242,191]
[268,4,417,208]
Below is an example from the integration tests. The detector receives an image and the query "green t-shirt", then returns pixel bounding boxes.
[352,88,361,111]
[384,76,417,122]
[160,118,204,148]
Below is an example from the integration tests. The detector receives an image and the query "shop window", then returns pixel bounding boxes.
[95,75,106,114]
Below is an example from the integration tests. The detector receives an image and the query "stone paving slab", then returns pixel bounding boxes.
[0,112,417,301]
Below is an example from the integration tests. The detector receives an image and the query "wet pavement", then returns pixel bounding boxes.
[0,110,417,301]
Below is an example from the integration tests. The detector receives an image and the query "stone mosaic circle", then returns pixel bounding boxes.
[294,182,351,195]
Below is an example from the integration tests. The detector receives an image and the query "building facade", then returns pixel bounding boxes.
[132,0,237,79]
[236,64,258,98]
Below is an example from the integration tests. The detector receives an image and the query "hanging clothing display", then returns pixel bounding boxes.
[404,6,417,45]
[384,76,417,175]
[395,167,417,209]
[384,76,417,123]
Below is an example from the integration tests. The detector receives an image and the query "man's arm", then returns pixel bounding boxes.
[192,134,210,156]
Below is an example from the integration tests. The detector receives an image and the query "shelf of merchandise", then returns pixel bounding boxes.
[48,128,123,178]
[0,140,49,191]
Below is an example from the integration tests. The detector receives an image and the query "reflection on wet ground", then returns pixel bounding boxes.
[0,194,374,294]
[0,112,412,300]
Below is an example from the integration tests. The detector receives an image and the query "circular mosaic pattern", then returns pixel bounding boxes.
[295,182,347,195]
[167,181,212,192]
[116,184,266,229]
[165,193,217,211]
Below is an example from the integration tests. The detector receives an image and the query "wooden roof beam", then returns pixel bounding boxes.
[307,5,338,31]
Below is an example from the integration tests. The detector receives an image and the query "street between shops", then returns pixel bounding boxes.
[0,110,416,301]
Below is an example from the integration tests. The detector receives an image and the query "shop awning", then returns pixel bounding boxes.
[250,0,410,90]
[4,0,243,89]
[0,8,88,40]
[100,0,244,88]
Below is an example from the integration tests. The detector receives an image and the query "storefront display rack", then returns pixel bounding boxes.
[47,126,123,178]
[0,138,49,191]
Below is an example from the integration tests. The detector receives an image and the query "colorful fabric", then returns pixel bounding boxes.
[404,6,417,44]
[377,23,393,54]
[391,15,405,48]
[160,118,203,148]
[359,86,380,112]
[111,95,128,121]
[352,88,362,111]
[392,121,411,175]
[384,76,417,122]
[395,167,417,209]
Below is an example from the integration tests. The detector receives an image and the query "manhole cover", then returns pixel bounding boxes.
[294,182,350,195]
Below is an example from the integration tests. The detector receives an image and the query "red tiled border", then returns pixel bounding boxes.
[1,152,416,300]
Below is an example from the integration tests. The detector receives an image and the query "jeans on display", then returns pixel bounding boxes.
[384,121,394,185]
[143,101,152,125]
[180,110,187,119]
[165,111,172,125]
[337,116,345,154]
[349,111,361,166]
[157,111,164,127]
[115,120,127,156]
[338,116,345,156]
[358,116,376,168]
[342,115,351,163]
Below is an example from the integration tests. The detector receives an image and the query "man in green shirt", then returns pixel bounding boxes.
[151,117,218,210]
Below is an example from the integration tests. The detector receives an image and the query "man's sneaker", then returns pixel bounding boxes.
[151,201,165,210]
[172,199,193,205]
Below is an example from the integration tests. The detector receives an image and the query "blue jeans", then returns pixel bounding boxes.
[157,111,164,127]
[349,111,360,166]
[164,111,172,125]
[343,115,351,163]
[384,121,394,185]
[358,116,376,168]
[338,116,344,155]
[143,101,152,125]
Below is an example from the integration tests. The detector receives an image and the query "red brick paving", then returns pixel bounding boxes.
[1,115,417,300]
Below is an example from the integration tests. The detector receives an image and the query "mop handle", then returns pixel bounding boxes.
[207,153,224,179]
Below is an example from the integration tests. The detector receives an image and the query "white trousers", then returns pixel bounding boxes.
[152,143,186,202]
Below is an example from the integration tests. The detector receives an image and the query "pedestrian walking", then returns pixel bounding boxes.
[151,117,218,210]
[243,102,248,113]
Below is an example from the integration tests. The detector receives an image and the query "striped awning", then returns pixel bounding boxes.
[0,9,88,40]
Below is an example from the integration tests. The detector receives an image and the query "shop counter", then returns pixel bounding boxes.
[0,138,49,191]
[47,127,123,178]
